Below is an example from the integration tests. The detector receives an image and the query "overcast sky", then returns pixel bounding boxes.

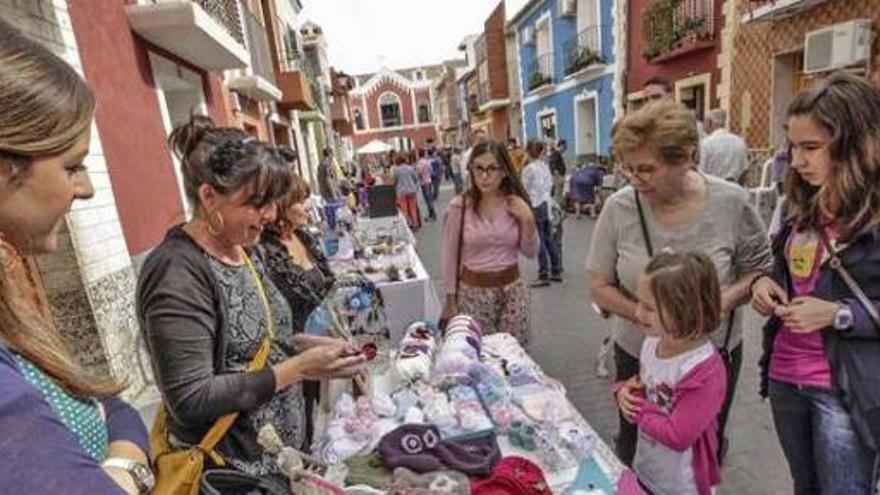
[299,0,530,75]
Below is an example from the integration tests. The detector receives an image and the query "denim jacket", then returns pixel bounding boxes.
[760,221,880,449]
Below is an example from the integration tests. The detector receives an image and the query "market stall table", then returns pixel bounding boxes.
[366,333,626,493]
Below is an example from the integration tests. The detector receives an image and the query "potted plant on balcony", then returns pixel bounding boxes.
[529,71,551,91]
[567,46,603,75]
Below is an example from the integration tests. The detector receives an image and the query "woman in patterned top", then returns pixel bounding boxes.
[260,172,336,447]
[0,20,149,494]
[137,115,366,479]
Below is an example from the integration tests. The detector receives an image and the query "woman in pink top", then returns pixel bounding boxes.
[440,140,537,347]
[750,73,880,494]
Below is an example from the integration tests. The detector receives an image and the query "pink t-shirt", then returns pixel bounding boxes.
[416,158,432,185]
[442,196,537,294]
[769,229,832,388]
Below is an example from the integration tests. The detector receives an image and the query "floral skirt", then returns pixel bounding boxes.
[457,278,531,349]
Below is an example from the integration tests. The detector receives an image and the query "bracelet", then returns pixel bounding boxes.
[748,274,769,297]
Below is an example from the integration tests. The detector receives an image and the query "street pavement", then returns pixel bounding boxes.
[414,185,792,494]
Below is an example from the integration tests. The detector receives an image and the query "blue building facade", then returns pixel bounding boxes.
[511,0,616,160]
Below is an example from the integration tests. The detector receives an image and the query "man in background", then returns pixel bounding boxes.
[700,109,749,184]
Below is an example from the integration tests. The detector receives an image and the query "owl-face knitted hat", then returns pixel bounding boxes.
[378,423,500,476]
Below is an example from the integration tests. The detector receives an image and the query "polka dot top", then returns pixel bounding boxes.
[13,355,108,462]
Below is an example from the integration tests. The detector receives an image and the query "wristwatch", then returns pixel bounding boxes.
[102,458,155,494]
[833,305,854,331]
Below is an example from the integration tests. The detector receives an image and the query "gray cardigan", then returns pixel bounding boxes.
[136,226,276,447]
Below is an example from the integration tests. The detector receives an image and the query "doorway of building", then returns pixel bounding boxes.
[575,93,598,157]
[679,83,706,122]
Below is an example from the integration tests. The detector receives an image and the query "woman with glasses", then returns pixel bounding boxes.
[440,140,538,348]
[586,100,771,466]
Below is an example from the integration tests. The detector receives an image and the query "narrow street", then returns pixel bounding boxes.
[415,185,792,494]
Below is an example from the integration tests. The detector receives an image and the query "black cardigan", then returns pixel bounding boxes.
[136,226,276,447]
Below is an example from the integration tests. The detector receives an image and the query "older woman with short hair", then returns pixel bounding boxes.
[586,100,771,465]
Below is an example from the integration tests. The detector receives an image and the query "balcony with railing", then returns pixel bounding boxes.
[526,52,554,92]
[642,0,716,63]
[227,5,280,101]
[563,26,605,77]
[276,55,318,112]
[126,0,249,70]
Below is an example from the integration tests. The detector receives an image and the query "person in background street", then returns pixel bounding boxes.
[642,76,673,102]
[587,100,771,467]
[259,173,336,448]
[616,251,727,495]
[700,109,749,184]
[441,140,537,348]
[450,147,464,194]
[750,73,880,495]
[317,147,339,201]
[392,154,422,230]
[767,142,792,240]
[507,137,528,177]
[522,140,561,286]
[430,149,443,201]
[416,150,436,221]
[0,21,150,494]
[138,115,365,480]
[568,158,603,219]
[547,139,567,270]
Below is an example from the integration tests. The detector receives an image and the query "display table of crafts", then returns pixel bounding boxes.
[307,318,626,495]
[327,217,440,343]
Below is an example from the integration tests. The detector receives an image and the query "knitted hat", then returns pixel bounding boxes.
[389,467,470,495]
[378,424,500,476]
[471,456,552,495]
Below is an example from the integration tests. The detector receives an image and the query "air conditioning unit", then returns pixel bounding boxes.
[522,25,535,45]
[560,0,577,17]
[804,19,873,74]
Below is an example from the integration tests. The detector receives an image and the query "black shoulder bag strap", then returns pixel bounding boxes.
[635,190,736,354]
[818,230,880,330]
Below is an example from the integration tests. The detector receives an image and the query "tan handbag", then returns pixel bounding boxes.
[150,251,274,495]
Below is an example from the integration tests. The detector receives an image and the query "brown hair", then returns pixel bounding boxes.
[464,140,531,213]
[273,173,311,234]
[394,154,408,166]
[168,115,291,212]
[784,72,880,240]
[526,140,545,159]
[612,100,699,167]
[644,251,721,340]
[0,20,122,397]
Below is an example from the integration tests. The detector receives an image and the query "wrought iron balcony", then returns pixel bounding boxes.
[194,0,243,44]
[563,25,604,76]
[642,0,716,62]
[126,0,249,70]
[227,5,280,101]
[526,52,554,91]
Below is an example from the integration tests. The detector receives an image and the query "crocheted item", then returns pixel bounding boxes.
[394,322,437,384]
[378,423,500,476]
[389,467,470,495]
[471,456,553,495]
[344,452,393,490]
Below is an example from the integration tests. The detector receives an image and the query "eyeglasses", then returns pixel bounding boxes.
[619,163,657,182]
[471,165,503,176]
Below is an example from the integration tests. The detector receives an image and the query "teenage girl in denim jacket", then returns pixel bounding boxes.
[750,73,880,495]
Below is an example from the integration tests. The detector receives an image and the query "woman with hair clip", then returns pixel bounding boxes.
[0,21,150,494]
[750,72,880,494]
[440,140,538,348]
[136,115,366,480]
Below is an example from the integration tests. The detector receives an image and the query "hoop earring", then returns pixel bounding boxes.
[205,210,226,237]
